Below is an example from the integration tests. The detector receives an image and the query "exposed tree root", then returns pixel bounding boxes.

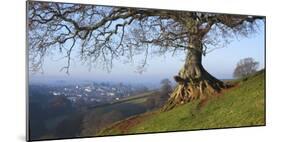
[162,68,227,111]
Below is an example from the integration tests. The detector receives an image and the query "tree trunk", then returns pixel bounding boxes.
[162,35,226,111]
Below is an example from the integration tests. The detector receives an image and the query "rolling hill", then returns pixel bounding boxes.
[97,69,265,135]
[80,90,161,136]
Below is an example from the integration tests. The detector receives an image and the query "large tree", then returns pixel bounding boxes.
[27,1,264,110]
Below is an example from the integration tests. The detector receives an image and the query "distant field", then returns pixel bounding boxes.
[98,70,265,135]
[86,91,157,110]
[118,91,158,104]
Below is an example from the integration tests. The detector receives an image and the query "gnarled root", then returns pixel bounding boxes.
[162,77,226,111]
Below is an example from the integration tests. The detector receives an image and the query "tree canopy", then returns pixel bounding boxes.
[233,57,259,78]
[27,1,264,74]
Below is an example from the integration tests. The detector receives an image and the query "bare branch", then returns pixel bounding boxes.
[27,1,264,73]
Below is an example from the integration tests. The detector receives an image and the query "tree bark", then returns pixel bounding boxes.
[162,34,226,111]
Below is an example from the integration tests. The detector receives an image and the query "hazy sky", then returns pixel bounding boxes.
[30,21,265,85]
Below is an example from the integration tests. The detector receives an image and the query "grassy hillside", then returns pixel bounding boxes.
[98,70,265,135]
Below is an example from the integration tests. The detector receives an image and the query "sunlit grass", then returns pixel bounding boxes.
[98,70,265,135]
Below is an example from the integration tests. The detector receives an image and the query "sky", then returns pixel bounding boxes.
[30,21,265,86]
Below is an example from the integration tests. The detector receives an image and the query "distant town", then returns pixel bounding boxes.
[29,81,150,107]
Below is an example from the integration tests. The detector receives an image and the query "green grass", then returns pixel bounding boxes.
[98,70,265,135]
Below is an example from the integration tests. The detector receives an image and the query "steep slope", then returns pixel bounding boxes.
[98,70,265,135]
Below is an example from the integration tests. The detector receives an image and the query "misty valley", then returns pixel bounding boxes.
[29,80,172,139]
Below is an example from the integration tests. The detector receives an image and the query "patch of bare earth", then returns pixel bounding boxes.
[102,111,154,134]
[116,112,154,133]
